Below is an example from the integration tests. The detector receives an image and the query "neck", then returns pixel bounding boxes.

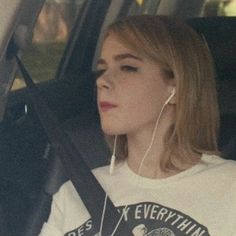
[126,107,175,179]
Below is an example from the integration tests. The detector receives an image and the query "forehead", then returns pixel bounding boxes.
[99,34,143,62]
[102,34,139,54]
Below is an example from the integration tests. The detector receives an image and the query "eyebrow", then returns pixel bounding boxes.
[97,53,143,65]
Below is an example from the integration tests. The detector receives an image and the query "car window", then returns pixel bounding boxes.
[92,0,161,71]
[128,0,161,15]
[11,0,85,91]
[203,0,236,16]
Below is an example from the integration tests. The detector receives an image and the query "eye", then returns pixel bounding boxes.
[120,65,138,72]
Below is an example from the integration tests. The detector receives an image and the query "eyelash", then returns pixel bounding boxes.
[120,65,138,72]
[95,65,138,79]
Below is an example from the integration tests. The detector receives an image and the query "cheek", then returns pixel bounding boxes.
[99,87,162,135]
[125,92,161,126]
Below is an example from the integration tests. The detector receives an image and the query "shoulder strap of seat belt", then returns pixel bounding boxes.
[15,55,132,235]
[0,205,10,236]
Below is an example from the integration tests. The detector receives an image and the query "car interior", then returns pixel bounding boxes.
[0,0,235,235]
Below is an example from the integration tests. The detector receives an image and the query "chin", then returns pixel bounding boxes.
[101,127,119,136]
[101,123,125,136]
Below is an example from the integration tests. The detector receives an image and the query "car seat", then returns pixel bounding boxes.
[187,17,236,160]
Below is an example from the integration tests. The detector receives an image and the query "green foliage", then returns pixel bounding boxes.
[13,42,65,90]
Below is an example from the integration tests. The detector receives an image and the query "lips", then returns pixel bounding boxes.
[99,101,117,112]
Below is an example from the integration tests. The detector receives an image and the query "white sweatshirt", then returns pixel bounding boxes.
[39,154,236,236]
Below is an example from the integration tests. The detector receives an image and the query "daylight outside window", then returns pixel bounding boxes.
[12,0,85,91]
[203,0,236,16]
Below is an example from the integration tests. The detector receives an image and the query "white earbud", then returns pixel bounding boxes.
[164,88,176,105]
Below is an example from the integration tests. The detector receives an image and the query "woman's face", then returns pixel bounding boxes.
[96,34,173,136]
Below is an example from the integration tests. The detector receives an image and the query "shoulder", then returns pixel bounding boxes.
[52,180,91,219]
[201,154,236,187]
[53,180,85,209]
[202,154,236,174]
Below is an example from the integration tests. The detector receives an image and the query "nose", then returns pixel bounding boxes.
[96,72,113,90]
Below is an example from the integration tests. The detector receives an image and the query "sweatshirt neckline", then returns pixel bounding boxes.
[119,154,210,188]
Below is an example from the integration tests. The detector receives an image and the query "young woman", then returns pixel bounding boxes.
[40,15,236,236]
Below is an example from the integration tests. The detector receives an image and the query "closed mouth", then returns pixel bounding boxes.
[99,101,117,111]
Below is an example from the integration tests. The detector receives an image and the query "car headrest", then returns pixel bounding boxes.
[187,17,236,81]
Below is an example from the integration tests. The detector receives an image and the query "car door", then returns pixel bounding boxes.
[0,1,45,235]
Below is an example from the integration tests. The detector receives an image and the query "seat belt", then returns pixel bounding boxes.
[15,55,133,235]
[0,205,10,236]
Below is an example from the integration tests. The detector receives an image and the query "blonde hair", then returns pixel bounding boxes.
[104,15,219,171]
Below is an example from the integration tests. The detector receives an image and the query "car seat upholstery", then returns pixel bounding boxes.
[187,17,236,160]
